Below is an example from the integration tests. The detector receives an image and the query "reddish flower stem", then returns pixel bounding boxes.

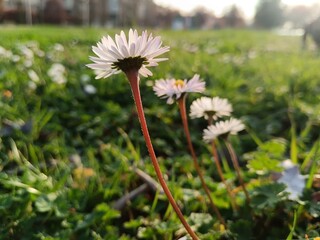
[225,140,250,204]
[126,70,199,240]
[177,97,225,227]
[211,141,238,211]
[208,117,238,211]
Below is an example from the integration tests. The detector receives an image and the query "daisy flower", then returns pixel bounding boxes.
[28,69,40,82]
[48,63,67,84]
[0,46,12,59]
[153,74,205,104]
[203,118,245,142]
[86,29,169,78]
[84,84,97,94]
[190,96,233,120]
[86,30,198,238]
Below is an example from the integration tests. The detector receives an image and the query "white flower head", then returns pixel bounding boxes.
[48,63,65,75]
[11,55,20,62]
[153,74,205,104]
[203,118,245,142]
[84,84,97,94]
[80,74,90,83]
[190,96,233,120]
[28,81,37,90]
[23,59,33,68]
[0,46,13,59]
[28,69,40,82]
[48,63,67,84]
[86,29,170,79]
[277,159,306,200]
[19,45,34,60]
[54,43,65,52]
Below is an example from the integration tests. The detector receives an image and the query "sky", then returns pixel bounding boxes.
[154,0,320,19]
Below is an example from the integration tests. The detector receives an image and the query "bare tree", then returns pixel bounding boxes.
[254,0,284,29]
[223,5,246,28]
[190,7,212,29]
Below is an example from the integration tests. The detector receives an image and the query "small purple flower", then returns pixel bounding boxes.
[277,160,306,200]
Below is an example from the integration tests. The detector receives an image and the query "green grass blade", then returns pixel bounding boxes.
[301,139,319,171]
[286,210,297,240]
[288,112,298,164]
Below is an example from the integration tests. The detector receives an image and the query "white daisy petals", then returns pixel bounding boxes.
[203,118,245,142]
[190,96,233,120]
[153,74,205,104]
[87,29,169,78]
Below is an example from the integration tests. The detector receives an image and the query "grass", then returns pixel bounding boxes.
[0,26,319,240]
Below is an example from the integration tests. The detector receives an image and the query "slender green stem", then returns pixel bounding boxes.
[225,139,250,204]
[126,70,199,240]
[211,141,238,211]
[177,97,225,226]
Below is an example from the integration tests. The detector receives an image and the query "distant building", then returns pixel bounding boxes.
[0,0,244,29]
[0,0,159,26]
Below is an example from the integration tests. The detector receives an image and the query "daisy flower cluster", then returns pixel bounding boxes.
[151,69,244,143]
[188,95,245,142]
[183,88,249,205]
[86,29,249,237]
[87,29,200,238]
[0,41,75,91]
[84,28,315,237]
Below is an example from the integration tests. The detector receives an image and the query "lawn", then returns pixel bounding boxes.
[0,26,319,240]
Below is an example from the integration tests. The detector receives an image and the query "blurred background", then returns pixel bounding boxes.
[0,0,320,31]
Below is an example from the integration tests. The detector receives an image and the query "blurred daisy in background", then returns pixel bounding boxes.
[80,74,91,83]
[11,55,20,63]
[48,63,67,84]
[0,46,13,59]
[27,69,40,90]
[53,43,65,52]
[84,84,97,94]
[28,69,40,83]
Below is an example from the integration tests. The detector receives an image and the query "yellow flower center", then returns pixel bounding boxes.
[174,79,185,87]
